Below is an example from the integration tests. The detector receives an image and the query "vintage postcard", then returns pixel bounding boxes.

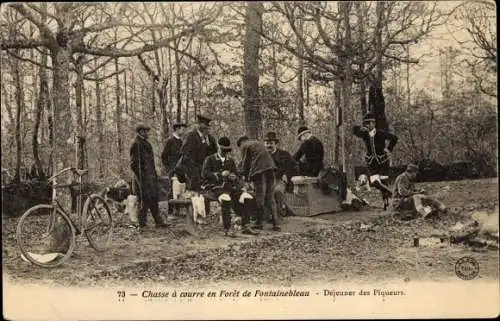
[2,1,498,320]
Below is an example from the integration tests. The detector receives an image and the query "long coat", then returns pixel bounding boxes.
[353,126,398,175]
[130,135,159,201]
[161,135,183,176]
[238,140,276,179]
[176,129,217,191]
[293,136,324,177]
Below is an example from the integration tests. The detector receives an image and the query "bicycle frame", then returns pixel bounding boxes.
[48,167,87,234]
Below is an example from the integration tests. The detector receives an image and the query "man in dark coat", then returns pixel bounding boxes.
[161,123,187,216]
[130,124,167,229]
[353,113,398,210]
[175,114,217,192]
[264,131,298,217]
[161,123,188,176]
[293,126,325,177]
[202,137,259,237]
[237,136,280,231]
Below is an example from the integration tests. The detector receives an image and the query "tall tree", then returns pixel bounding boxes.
[242,2,264,139]
[1,3,221,172]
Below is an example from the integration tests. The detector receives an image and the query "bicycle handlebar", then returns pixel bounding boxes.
[48,167,87,183]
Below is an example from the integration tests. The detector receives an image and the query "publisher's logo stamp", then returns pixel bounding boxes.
[455,256,479,280]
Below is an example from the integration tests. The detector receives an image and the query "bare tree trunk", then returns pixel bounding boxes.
[33,48,49,178]
[242,2,264,139]
[175,49,182,122]
[12,50,24,184]
[185,72,190,124]
[113,58,123,175]
[50,47,73,172]
[340,2,355,183]
[355,1,367,116]
[95,78,104,177]
[296,17,305,124]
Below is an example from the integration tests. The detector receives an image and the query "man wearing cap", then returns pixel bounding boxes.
[353,113,398,210]
[293,126,325,177]
[264,131,299,217]
[392,164,446,217]
[161,123,188,217]
[130,124,168,229]
[237,136,280,231]
[175,114,217,194]
[202,137,259,237]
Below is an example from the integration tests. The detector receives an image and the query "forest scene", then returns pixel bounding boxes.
[1,2,498,313]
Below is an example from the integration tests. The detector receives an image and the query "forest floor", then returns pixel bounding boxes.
[2,178,499,287]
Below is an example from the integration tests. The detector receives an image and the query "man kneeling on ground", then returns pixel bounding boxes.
[392,163,446,217]
[201,137,259,237]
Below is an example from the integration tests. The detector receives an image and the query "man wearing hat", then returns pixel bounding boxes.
[201,137,259,237]
[161,123,188,216]
[175,114,218,194]
[392,163,446,217]
[293,126,325,177]
[130,124,168,229]
[353,113,398,210]
[237,135,280,231]
[264,131,299,217]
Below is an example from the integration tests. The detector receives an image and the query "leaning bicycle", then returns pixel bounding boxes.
[16,167,113,268]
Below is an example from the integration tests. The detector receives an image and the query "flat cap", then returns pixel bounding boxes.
[196,114,212,126]
[136,123,151,132]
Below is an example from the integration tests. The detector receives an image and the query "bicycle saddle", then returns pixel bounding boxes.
[74,169,88,176]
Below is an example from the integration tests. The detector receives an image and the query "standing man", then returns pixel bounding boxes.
[130,124,167,229]
[353,113,398,210]
[161,122,188,216]
[293,126,325,177]
[202,137,259,237]
[237,135,280,231]
[264,131,298,217]
[175,114,218,214]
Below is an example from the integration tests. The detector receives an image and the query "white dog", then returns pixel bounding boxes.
[355,174,389,192]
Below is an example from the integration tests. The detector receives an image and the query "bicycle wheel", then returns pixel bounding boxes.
[82,194,113,251]
[16,204,76,268]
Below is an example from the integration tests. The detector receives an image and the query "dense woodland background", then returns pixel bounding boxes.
[0,1,497,187]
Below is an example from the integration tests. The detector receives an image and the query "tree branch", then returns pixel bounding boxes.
[9,4,56,44]
[83,68,125,81]
[1,38,49,50]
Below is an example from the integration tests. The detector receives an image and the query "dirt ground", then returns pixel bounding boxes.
[2,178,499,287]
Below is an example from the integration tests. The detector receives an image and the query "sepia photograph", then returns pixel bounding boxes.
[1,1,498,319]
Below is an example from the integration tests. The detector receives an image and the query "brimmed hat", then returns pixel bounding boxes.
[236,135,249,147]
[363,113,376,123]
[136,123,151,133]
[264,131,279,142]
[197,114,212,126]
[406,163,419,173]
[173,123,187,130]
[218,137,232,151]
[297,126,311,140]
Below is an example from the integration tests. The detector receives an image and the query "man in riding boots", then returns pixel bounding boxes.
[293,126,325,177]
[175,114,218,215]
[237,135,280,231]
[353,113,398,210]
[202,137,259,237]
[130,124,168,229]
[161,123,188,216]
[264,131,298,218]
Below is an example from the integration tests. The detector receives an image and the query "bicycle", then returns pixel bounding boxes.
[16,167,113,268]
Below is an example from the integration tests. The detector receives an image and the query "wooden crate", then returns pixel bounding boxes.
[285,176,342,216]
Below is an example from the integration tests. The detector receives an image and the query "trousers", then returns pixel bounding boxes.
[252,169,279,228]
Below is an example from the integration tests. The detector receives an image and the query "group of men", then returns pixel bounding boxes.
[129,111,446,236]
[353,113,446,217]
[130,114,326,237]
